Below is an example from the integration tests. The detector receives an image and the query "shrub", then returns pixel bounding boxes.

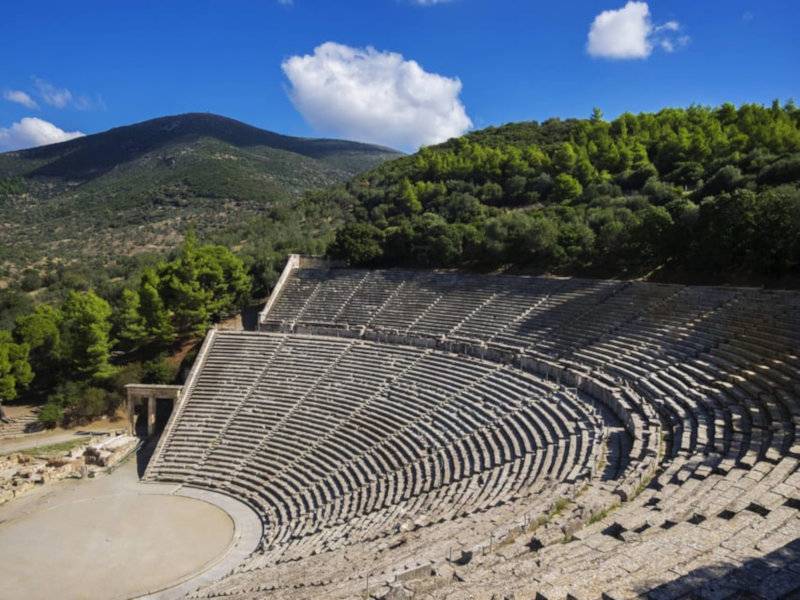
[697,165,743,198]
[110,362,144,393]
[757,155,800,185]
[38,403,64,428]
[552,174,583,202]
[329,223,385,266]
[46,381,115,426]
[19,269,43,292]
[142,354,177,384]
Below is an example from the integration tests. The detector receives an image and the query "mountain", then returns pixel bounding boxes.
[0,113,401,282]
[0,113,399,181]
[326,102,800,285]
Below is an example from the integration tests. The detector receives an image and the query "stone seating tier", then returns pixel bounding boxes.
[147,332,610,570]
[149,264,799,599]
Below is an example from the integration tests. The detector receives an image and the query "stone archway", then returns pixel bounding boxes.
[124,384,183,437]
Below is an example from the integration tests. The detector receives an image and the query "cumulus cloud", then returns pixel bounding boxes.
[282,42,471,149]
[0,117,85,151]
[3,90,38,109]
[587,1,687,59]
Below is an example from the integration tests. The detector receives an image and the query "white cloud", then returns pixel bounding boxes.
[282,42,471,149]
[31,77,104,110]
[587,1,686,60]
[33,77,73,108]
[3,90,38,109]
[0,117,85,151]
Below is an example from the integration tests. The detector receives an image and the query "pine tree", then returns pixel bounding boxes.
[158,232,213,335]
[138,268,175,346]
[114,288,148,349]
[59,291,115,381]
[0,331,33,404]
[13,304,62,395]
[398,178,423,214]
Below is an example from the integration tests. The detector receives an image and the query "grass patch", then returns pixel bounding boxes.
[632,474,655,500]
[587,506,615,525]
[521,496,573,536]
[18,438,90,457]
[551,497,571,516]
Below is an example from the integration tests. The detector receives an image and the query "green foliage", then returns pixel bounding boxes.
[14,304,61,352]
[0,176,25,199]
[109,234,252,350]
[137,268,176,346]
[156,232,251,336]
[328,101,800,280]
[110,362,144,393]
[42,380,118,427]
[60,290,115,381]
[329,223,385,266]
[114,288,148,349]
[141,354,177,384]
[0,289,34,330]
[2,231,255,414]
[0,331,32,401]
[38,403,63,428]
[209,193,344,297]
[3,100,800,424]
[398,178,423,214]
[757,154,800,185]
[751,185,800,276]
[0,113,400,290]
[697,165,744,198]
[13,304,62,397]
[553,173,583,202]
[19,269,43,292]
[19,437,88,457]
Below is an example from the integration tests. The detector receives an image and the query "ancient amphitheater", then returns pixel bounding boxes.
[139,255,800,600]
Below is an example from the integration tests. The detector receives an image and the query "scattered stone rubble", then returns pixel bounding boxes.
[84,434,138,467]
[0,433,138,505]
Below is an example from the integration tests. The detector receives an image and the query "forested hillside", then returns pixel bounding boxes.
[0,113,400,289]
[2,101,799,425]
[1,233,254,426]
[330,102,800,284]
[0,114,401,424]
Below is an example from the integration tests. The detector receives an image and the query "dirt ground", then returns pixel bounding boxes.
[0,411,128,455]
[0,458,235,600]
[1,404,37,420]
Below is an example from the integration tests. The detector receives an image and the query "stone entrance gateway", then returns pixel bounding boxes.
[125,384,182,437]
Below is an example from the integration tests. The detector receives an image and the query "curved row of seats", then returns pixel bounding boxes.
[147,332,606,570]
[200,265,800,599]
[262,269,798,476]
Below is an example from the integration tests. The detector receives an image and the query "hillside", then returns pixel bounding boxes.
[0,113,400,284]
[328,102,800,286]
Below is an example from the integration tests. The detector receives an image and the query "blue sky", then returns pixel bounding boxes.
[1,0,797,151]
